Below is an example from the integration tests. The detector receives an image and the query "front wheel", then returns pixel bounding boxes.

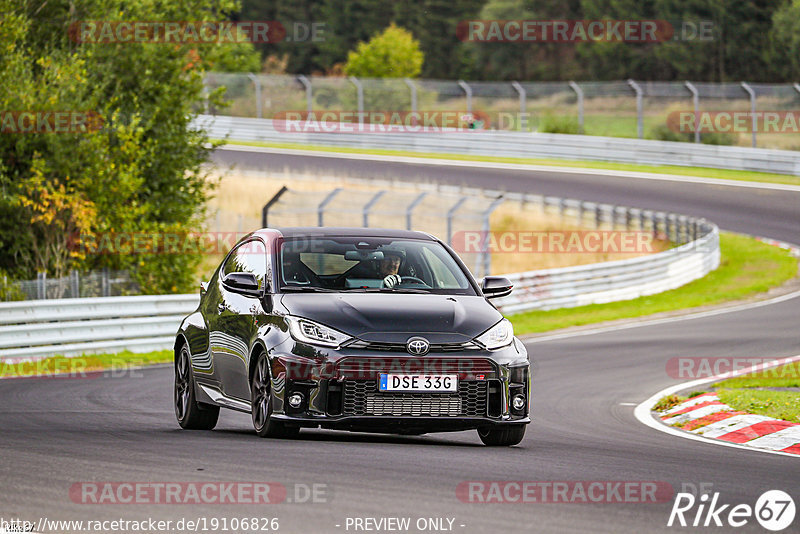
[175,344,219,430]
[477,424,526,446]
[251,351,300,439]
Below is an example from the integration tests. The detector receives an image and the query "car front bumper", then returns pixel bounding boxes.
[268,338,531,432]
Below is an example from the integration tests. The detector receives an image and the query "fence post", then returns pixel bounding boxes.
[569,81,584,133]
[247,73,262,119]
[297,75,313,113]
[363,190,386,227]
[406,192,427,230]
[70,269,79,298]
[481,196,505,277]
[202,74,210,114]
[102,267,110,297]
[458,80,472,114]
[741,82,757,148]
[446,196,469,246]
[404,78,417,113]
[262,186,288,227]
[349,76,364,124]
[511,81,526,129]
[685,81,700,144]
[36,272,45,300]
[627,79,644,139]
[318,188,342,227]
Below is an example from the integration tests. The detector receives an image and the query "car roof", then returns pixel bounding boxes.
[255,227,437,241]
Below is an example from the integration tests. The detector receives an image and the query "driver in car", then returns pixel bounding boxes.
[377,249,403,288]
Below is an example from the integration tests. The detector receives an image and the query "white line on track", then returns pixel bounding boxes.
[633,354,800,458]
[219,144,800,193]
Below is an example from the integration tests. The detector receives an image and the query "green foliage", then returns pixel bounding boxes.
[237,0,794,82]
[0,0,257,293]
[649,124,737,146]
[538,115,581,134]
[343,24,423,78]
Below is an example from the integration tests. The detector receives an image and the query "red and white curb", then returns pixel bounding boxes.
[635,353,800,458]
[658,392,800,455]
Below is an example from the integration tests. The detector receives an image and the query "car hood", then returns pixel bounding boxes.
[280,293,503,343]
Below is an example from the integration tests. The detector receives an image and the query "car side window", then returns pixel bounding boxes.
[222,239,268,289]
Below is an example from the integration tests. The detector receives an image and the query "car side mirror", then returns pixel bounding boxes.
[222,272,262,297]
[481,276,513,299]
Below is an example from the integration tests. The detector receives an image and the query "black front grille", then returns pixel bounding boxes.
[342,380,488,417]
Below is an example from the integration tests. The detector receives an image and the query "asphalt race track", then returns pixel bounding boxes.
[1,148,798,533]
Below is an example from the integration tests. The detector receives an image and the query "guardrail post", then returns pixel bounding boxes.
[446,196,469,246]
[511,81,526,129]
[685,82,700,144]
[569,81,584,133]
[458,80,473,114]
[627,79,644,139]
[262,186,288,227]
[318,188,342,227]
[404,78,417,113]
[297,75,313,114]
[247,73,262,119]
[70,270,79,298]
[741,82,757,148]
[481,196,505,277]
[406,192,428,230]
[363,190,386,227]
[349,76,364,124]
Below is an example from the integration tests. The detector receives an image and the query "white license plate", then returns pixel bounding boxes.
[378,374,458,393]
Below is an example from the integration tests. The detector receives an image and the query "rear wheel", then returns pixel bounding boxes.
[477,424,526,446]
[251,351,300,439]
[175,344,219,430]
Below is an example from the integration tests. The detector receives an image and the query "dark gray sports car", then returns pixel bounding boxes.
[174,227,531,446]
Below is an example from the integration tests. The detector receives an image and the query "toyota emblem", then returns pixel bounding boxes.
[406,337,430,356]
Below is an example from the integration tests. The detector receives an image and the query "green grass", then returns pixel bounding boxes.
[717,389,800,424]
[509,232,798,335]
[0,350,172,378]
[713,362,800,389]
[220,138,800,186]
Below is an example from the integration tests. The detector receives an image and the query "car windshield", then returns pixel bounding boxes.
[279,237,477,295]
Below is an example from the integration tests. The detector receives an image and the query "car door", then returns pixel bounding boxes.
[213,238,270,401]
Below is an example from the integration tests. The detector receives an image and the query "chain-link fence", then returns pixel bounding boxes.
[261,182,704,279]
[204,73,800,150]
[2,270,138,301]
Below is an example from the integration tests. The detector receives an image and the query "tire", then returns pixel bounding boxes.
[251,351,300,439]
[175,344,219,430]
[477,424,526,446]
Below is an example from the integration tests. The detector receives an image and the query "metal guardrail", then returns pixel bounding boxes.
[197,115,800,176]
[0,295,199,360]
[495,225,719,314]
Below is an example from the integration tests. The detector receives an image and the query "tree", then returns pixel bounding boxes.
[0,0,259,292]
[771,0,800,81]
[343,24,424,78]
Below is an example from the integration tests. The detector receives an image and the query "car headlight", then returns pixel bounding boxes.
[287,317,352,348]
[474,318,514,350]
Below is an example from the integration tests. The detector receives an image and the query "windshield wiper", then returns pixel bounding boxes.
[340,287,431,293]
[281,286,336,293]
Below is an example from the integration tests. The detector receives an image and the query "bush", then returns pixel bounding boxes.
[649,124,737,146]
[538,115,581,134]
